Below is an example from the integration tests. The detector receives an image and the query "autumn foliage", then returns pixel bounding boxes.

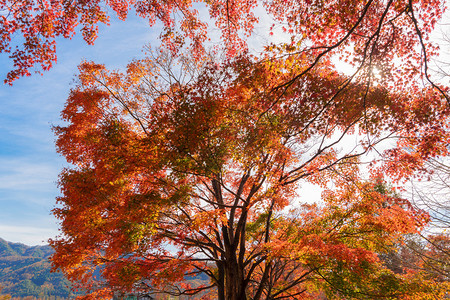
[1,0,256,83]
[1,0,448,97]
[50,41,449,298]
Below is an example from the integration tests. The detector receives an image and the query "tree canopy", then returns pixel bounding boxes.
[50,45,449,298]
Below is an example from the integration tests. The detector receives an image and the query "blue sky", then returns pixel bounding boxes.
[0,15,159,245]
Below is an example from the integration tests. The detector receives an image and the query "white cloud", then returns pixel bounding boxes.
[0,224,57,246]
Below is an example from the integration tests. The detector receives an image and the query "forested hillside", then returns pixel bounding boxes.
[0,238,71,299]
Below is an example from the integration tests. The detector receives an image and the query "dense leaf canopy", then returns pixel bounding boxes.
[50,46,449,298]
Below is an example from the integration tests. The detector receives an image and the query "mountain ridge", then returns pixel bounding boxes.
[0,237,71,299]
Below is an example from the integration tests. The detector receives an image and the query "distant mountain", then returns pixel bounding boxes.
[0,238,72,299]
[0,238,213,299]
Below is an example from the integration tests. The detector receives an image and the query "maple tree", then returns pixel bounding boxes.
[35,0,450,298]
[50,44,449,298]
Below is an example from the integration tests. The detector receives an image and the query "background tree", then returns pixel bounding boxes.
[410,158,450,231]
[402,158,450,288]
[375,172,450,299]
[50,47,449,299]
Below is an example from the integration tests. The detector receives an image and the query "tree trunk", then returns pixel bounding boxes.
[224,258,247,300]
